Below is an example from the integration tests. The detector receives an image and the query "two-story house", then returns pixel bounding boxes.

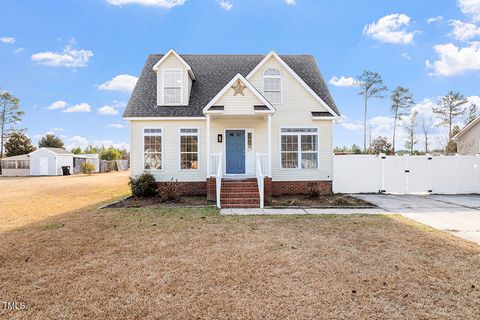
[123,49,340,208]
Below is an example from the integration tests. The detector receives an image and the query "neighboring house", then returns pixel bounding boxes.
[454,117,480,155]
[1,154,30,177]
[29,148,73,176]
[123,49,340,208]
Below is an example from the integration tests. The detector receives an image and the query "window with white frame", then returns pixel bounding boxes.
[180,128,199,170]
[17,160,30,169]
[263,68,282,104]
[2,160,16,169]
[163,69,182,104]
[281,128,318,169]
[144,128,162,170]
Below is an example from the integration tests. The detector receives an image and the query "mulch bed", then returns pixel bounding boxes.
[105,195,215,208]
[267,194,375,208]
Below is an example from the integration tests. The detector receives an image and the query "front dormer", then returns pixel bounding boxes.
[152,49,195,106]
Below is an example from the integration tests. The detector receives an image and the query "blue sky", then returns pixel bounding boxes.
[1,0,480,150]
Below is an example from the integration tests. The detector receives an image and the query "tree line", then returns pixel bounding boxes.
[0,90,128,161]
[335,71,475,155]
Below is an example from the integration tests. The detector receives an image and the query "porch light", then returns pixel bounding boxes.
[217,134,223,143]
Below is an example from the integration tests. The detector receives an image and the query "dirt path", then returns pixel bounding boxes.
[0,171,130,232]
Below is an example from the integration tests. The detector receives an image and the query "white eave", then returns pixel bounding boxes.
[152,48,196,80]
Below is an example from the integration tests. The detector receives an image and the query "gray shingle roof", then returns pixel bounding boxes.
[123,54,340,118]
[43,148,73,155]
[311,111,334,117]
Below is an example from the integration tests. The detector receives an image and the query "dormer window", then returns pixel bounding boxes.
[263,68,282,104]
[163,69,182,104]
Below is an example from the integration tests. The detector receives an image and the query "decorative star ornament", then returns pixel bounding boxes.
[232,79,246,96]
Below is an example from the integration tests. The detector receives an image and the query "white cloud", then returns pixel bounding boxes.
[106,0,185,8]
[63,103,91,113]
[329,76,356,87]
[218,0,233,10]
[285,0,296,5]
[401,52,411,60]
[338,117,363,131]
[0,37,15,44]
[467,95,480,106]
[98,74,138,93]
[109,123,126,128]
[33,127,64,140]
[31,45,93,68]
[14,47,24,54]
[458,0,480,22]
[427,16,443,24]
[426,42,480,76]
[97,101,126,115]
[46,100,67,110]
[98,105,118,115]
[449,20,480,41]
[363,13,418,45]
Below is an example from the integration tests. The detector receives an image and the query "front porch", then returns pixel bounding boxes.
[205,114,272,209]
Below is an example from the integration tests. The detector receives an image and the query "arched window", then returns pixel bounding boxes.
[263,68,282,104]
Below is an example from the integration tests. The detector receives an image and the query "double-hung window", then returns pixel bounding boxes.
[180,128,199,170]
[281,128,318,169]
[144,128,162,170]
[163,69,182,104]
[263,68,282,104]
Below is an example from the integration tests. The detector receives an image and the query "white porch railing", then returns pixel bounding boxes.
[256,153,268,208]
[257,153,270,177]
[215,153,222,208]
[209,153,221,177]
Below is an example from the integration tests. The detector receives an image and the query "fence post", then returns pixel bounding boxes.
[404,154,409,194]
[380,153,386,193]
[427,154,433,194]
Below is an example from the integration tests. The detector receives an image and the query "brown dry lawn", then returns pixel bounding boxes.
[0,171,130,232]
[0,202,479,318]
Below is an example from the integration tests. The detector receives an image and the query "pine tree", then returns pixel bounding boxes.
[0,91,24,157]
[390,87,414,154]
[38,134,65,149]
[464,104,478,125]
[405,111,418,154]
[356,71,388,152]
[433,91,468,138]
[4,131,35,157]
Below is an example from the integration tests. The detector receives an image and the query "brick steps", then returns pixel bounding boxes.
[220,178,260,208]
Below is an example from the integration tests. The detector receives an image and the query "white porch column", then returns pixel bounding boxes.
[206,114,211,177]
[267,114,272,177]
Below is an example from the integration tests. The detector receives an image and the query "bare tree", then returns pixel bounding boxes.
[420,115,434,153]
[390,86,414,154]
[405,111,418,154]
[433,91,468,138]
[464,104,478,125]
[356,71,388,152]
[0,91,24,158]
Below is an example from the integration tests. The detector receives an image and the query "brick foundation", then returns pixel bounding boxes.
[156,181,207,196]
[267,180,332,197]
[207,177,216,201]
[155,178,332,200]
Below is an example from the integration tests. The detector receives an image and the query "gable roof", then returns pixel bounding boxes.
[203,73,275,113]
[30,147,73,156]
[123,53,340,118]
[453,116,480,140]
[152,49,196,80]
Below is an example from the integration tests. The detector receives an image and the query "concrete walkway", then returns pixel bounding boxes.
[221,207,385,215]
[354,194,480,245]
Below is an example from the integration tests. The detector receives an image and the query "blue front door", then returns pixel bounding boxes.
[226,130,245,174]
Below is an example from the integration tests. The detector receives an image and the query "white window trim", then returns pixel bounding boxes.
[142,127,164,171]
[279,127,320,170]
[262,68,282,105]
[162,68,183,105]
[178,127,200,170]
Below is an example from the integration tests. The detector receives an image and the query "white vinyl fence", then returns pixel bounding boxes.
[333,154,480,194]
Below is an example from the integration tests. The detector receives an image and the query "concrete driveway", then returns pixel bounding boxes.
[354,194,480,245]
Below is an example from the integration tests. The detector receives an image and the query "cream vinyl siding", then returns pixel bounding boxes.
[155,54,191,106]
[457,123,480,155]
[130,120,206,181]
[215,86,263,115]
[209,116,268,175]
[249,56,333,181]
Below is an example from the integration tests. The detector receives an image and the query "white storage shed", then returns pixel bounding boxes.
[29,148,74,176]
